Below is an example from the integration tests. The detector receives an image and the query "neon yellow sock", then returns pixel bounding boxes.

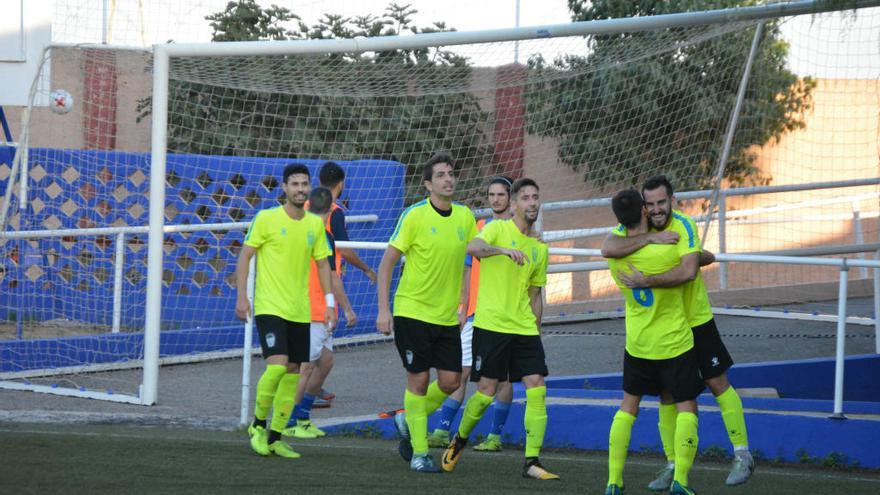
[270,373,299,433]
[424,380,449,415]
[524,386,547,458]
[404,389,429,455]
[658,403,678,463]
[458,390,493,439]
[716,386,749,450]
[254,364,286,420]
[608,410,636,487]
[673,411,698,486]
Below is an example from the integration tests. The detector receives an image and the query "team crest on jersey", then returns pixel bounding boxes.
[307,231,315,246]
[430,227,438,235]
[457,226,465,241]
[474,356,482,372]
[266,332,276,348]
[405,350,414,365]
[280,228,287,236]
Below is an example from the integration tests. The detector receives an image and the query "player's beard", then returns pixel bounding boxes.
[289,196,307,209]
[649,207,670,230]
[491,205,508,216]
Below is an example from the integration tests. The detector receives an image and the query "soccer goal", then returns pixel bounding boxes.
[1,0,878,408]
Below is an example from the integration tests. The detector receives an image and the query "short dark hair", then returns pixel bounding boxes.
[511,177,539,196]
[612,189,645,229]
[422,153,454,182]
[318,161,345,188]
[308,186,333,215]
[642,175,674,197]
[488,175,513,194]
[283,163,310,183]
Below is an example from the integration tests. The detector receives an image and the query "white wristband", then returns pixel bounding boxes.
[325,294,336,308]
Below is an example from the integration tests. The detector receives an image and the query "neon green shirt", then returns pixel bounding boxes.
[661,210,714,327]
[244,206,331,323]
[389,199,477,326]
[609,226,693,359]
[473,220,548,336]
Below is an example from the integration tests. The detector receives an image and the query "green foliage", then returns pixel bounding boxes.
[524,0,816,191]
[140,2,493,205]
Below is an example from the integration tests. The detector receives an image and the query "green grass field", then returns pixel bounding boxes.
[2,422,879,494]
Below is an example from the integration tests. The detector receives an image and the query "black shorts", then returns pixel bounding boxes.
[254,314,310,363]
[692,319,734,380]
[470,327,549,383]
[393,316,462,373]
[623,349,704,403]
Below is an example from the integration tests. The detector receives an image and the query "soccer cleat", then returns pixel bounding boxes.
[670,480,696,494]
[473,433,502,452]
[522,458,561,480]
[312,396,332,409]
[604,484,624,495]
[247,424,269,456]
[393,412,413,462]
[647,464,674,491]
[725,453,755,486]
[440,433,467,473]
[268,440,301,459]
[427,429,450,448]
[319,388,336,401]
[282,419,325,439]
[410,453,441,473]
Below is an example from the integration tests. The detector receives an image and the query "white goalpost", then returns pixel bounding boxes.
[1,0,878,412]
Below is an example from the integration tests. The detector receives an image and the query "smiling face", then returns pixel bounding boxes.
[282,173,311,208]
[424,162,456,199]
[643,184,673,230]
[512,185,540,226]
[487,182,510,216]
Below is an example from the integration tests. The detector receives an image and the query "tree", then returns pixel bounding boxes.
[140,1,494,205]
[523,0,815,190]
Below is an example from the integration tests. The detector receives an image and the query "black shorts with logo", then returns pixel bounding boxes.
[692,318,734,380]
[622,348,705,403]
[470,327,549,383]
[393,316,462,373]
[254,314,310,363]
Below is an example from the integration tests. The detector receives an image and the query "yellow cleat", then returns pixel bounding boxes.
[522,459,560,480]
[247,424,269,456]
[268,440,301,459]
[440,433,467,473]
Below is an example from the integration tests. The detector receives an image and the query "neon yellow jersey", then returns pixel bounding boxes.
[473,220,548,336]
[609,226,692,359]
[244,206,331,323]
[389,199,477,326]
[662,211,714,327]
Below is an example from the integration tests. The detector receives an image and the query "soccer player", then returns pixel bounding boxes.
[440,178,559,480]
[602,175,754,489]
[235,163,336,459]
[602,188,704,495]
[376,153,477,473]
[284,186,357,439]
[428,176,516,452]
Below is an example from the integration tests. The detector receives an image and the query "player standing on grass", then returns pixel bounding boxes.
[602,188,703,495]
[235,163,336,459]
[602,175,754,489]
[428,176,516,452]
[440,178,559,480]
[376,153,477,473]
[283,186,357,439]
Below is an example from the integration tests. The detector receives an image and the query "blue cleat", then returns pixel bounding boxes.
[393,412,413,462]
[410,453,441,473]
[670,480,696,494]
[604,483,624,495]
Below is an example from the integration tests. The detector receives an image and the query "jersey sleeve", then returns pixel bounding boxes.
[326,233,337,271]
[672,213,700,257]
[243,211,267,248]
[389,207,416,253]
[530,243,549,287]
[329,208,349,242]
[311,218,331,261]
[476,218,499,245]
[611,223,626,237]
